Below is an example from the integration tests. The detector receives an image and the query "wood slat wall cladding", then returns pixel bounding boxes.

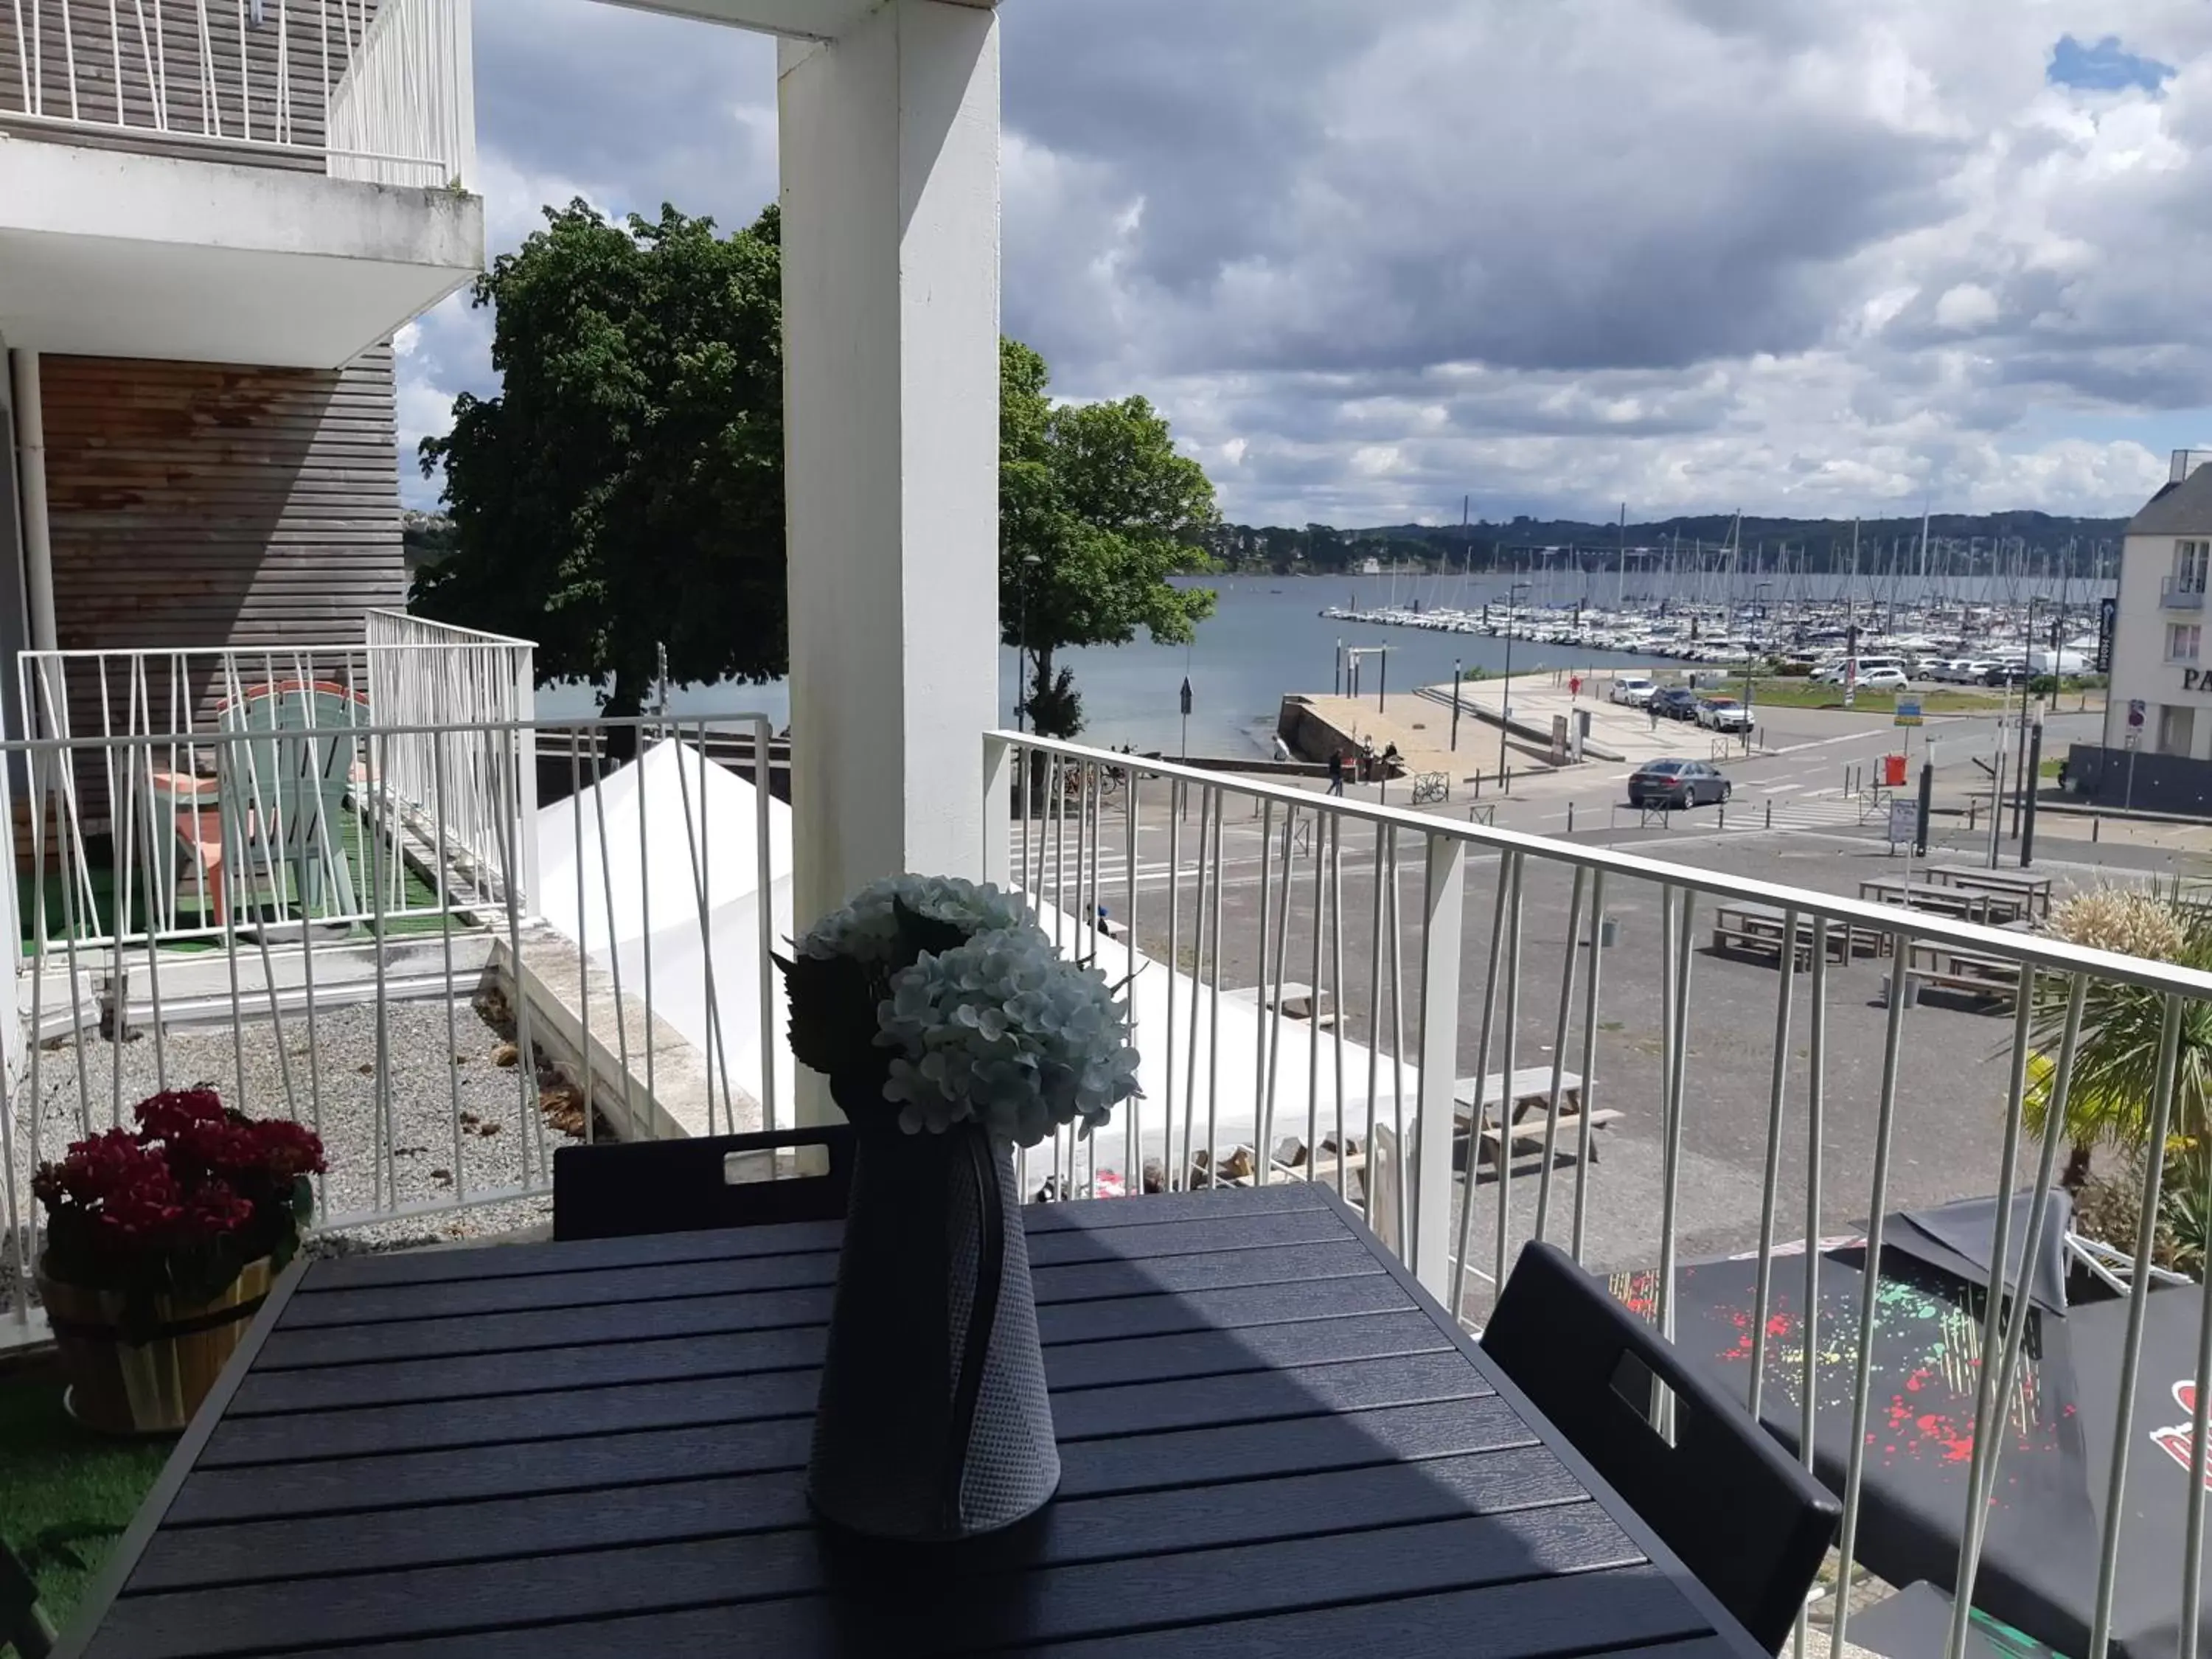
[0,0,379,170]
[42,347,403,690]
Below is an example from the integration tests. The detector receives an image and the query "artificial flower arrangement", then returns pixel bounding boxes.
[777,874,1141,1542]
[779,874,1140,1145]
[33,1088,326,1336]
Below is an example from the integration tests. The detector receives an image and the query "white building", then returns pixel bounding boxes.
[1,0,484,740]
[2098,450,2212,796]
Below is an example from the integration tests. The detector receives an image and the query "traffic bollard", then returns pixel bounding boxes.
[1568,800,1575,833]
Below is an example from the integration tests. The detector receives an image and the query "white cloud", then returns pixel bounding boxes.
[411,0,2212,525]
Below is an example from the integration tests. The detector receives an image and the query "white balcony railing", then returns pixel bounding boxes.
[983,731,2212,1659]
[324,0,472,188]
[18,611,535,922]
[1,709,782,1324]
[0,0,473,189]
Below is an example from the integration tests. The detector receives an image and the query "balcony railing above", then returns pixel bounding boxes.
[0,0,473,189]
[2163,578,2206,610]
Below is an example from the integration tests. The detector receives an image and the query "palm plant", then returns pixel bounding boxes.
[2025,889,2212,1191]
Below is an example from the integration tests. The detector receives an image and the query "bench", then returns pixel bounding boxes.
[1902,942,2023,1010]
[1454,1068,1619,1166]
[1710,902,1881,967]
[1223,981,1337,1029]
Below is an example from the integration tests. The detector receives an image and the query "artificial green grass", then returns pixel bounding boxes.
[0,1361,169,1638]
[20,812,462,952]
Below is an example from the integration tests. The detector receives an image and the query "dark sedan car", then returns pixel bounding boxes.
[1627,759,1731,809]
[1649,688,1703,720]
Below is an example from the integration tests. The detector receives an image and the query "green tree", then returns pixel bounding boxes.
[1000,340,1220,740]
[414,201,785,747]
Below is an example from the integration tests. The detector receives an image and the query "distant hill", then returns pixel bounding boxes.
[1200,510,2129,577]
[402,510,455,579]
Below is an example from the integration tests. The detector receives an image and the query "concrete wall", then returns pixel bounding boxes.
[0,141,481,367]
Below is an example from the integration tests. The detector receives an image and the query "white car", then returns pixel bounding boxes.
[1609,675,1658,707]
[1852,666,1910,691]
[1696,695,1753,733]
[1818,656,1906,686]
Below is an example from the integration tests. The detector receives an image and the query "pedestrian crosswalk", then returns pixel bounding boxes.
[1761,793,1874,830]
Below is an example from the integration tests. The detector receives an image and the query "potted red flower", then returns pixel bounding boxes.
[32,1089,325,1433]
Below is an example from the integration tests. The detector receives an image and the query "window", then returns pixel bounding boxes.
[2171,623,2202,662]
[2162,703,2197,759]
[2178,541,2211,595]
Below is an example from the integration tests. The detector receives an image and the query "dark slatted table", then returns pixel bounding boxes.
[64,1182,1764,1659]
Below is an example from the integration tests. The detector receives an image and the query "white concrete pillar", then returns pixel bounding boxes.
[7,349,56,655]
[779,1,1001,928]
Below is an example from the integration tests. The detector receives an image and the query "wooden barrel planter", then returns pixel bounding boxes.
[35,1257,272,1434]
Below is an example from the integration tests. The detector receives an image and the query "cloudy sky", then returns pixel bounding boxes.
[397,0,2212,527]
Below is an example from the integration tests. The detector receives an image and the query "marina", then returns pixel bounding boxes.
[1318,582,2110,676]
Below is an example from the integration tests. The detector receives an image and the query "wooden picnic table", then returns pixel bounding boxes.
[1924,865,2056,919]
[1453,1068,1618,1164]
[1857,875,2025,926]
[59,1184,1762,1659]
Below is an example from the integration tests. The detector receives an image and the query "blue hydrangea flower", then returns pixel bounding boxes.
[875,928,1141,1147]
[798,874,1037,964]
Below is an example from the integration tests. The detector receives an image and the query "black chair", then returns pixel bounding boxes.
[1481,1241,1842,1652]
[553,1125,855,1241]
[1,1535,56,1659]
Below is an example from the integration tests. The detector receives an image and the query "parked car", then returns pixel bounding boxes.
[1627,759,1731,809]
[1609,675,1658,707]
[1815,655,1906,685]
[1649,688,1703,720]
[1853,666,1910,691]
[1696,695,1753,733]
[1927,658,1993,684]
[1980,662,2028,687]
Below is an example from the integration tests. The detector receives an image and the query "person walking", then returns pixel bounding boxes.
[1326,750,1346,796]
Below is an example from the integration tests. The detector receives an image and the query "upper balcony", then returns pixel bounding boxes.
[2164,578,2206,611]
[0,0,481,367]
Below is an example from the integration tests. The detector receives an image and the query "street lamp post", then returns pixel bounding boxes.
[1746,580,1772,751]
[2011,595,2040,838]
[1498,580,1529,779]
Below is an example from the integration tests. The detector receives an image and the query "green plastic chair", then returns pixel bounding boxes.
[216,681,366,922]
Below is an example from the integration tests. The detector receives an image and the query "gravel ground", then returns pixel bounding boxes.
[5,997,580,1306]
